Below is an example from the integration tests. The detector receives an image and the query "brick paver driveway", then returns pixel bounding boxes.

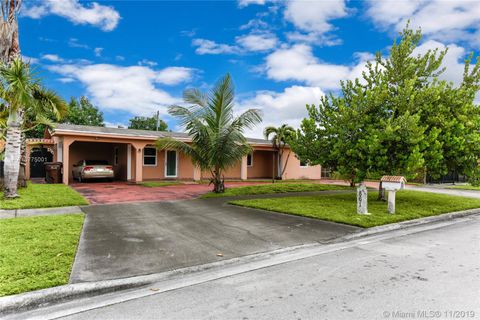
[71,181,266,204]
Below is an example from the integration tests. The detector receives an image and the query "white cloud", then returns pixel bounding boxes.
[94,47,103,57]
[285,0,348,34]
[238,0,267,8]
[155,67,195,85]
[192,39,239,55]
[265,44,370,90]
[46,63,194,116]
[21,55,39,64]
[239,85,325,138]
[138,59,158,67]
[366,0,480,47]
[193,32,278,55]
[235,33,278,52]
[41,54,64,62]
[68,38,90,49]
[57,77,75,83]
[240,19,269,31]
[22,0,120,31]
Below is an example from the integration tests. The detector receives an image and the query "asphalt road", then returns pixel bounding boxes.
[58,215,480,320]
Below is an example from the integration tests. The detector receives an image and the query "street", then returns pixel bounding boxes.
[12,215,480,320]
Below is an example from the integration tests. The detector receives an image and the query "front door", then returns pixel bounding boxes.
[165,150,177,178]
[30,148,53,178]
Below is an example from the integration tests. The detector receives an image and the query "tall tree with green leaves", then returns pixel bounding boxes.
[156,73,262,193]
[64,96,104,127]
[264,124,296,180]
[1,59,67,198]
[292,26,480,191]
[128,114,168,131]
[24,96,104,138]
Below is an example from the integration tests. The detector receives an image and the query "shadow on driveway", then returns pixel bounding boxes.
[71,195,359,283]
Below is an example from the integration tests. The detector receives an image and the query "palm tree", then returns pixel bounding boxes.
[156,73,262,193]
[264,124,296,180]
[1,0,21,63]
[1,58,67,198]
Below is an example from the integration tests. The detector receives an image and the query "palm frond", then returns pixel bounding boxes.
[32,86,68,120]
[183,88,208,108]
[160,73,263,182]
[263,126,278,139]
[231,108,262,130]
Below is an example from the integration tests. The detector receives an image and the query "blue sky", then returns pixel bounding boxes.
[19,0,480,137]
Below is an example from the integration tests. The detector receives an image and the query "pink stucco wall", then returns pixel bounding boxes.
[280,149,322,180]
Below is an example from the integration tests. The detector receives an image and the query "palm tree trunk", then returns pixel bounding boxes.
[17,131,27,188]
[212,169,225,193]
[4,109,22,198]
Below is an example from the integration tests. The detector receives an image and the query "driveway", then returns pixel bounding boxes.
[71,181,266,204]
[71,196,359,283]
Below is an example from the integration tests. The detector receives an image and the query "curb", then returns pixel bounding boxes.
[0,243,318,316]
[336,207,480,242]
[1,208,479,316]
[0,206,82,219]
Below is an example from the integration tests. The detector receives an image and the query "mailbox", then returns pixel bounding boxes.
[381,176,406,191]
[380,176,407,214]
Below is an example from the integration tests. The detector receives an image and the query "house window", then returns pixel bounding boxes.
[113,147,119,166]
[321,166,332,178]
[143,147,157,166]
[247,153,253,167]
[300,159,309,167]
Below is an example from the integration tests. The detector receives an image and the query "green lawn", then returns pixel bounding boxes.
[0,183,88,210]
[139,181,182,187]
[0,214,84,296]
[447,184,480,191]
[230,190,480,228]
[201,183,351,198]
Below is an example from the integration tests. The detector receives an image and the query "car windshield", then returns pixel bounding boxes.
[85,160,109,165]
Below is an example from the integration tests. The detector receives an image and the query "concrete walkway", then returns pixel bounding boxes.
[71,194,359,283]
[71,181,267,205]
[0,206,82,219]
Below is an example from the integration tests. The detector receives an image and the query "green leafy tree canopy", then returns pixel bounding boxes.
[128,114,168,131]
[292,26,480,185]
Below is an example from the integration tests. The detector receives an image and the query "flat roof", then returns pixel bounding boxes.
[50,123,273,146]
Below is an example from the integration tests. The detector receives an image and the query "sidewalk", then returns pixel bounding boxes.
[406,185,480,199]
[2,210,479,319]
[0,206,83,219]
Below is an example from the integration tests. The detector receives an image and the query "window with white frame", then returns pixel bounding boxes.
[300,159,309,167]
[247,153,253,167]
[143,147,157,166]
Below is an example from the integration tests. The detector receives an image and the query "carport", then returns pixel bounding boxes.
[69,141,129,182]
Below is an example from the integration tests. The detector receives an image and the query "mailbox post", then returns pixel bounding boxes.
[380,176,406,214]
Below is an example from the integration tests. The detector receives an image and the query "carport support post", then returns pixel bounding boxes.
[241,155,248,180]
[132,143,147,183]
[193,165,201,181]
[62,139,73,184]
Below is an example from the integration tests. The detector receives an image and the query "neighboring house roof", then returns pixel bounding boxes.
[49,123,273,146]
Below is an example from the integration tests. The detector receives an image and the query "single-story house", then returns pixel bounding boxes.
[24,123,322,184]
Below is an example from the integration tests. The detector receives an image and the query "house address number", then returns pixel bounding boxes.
[31,156,48,163]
